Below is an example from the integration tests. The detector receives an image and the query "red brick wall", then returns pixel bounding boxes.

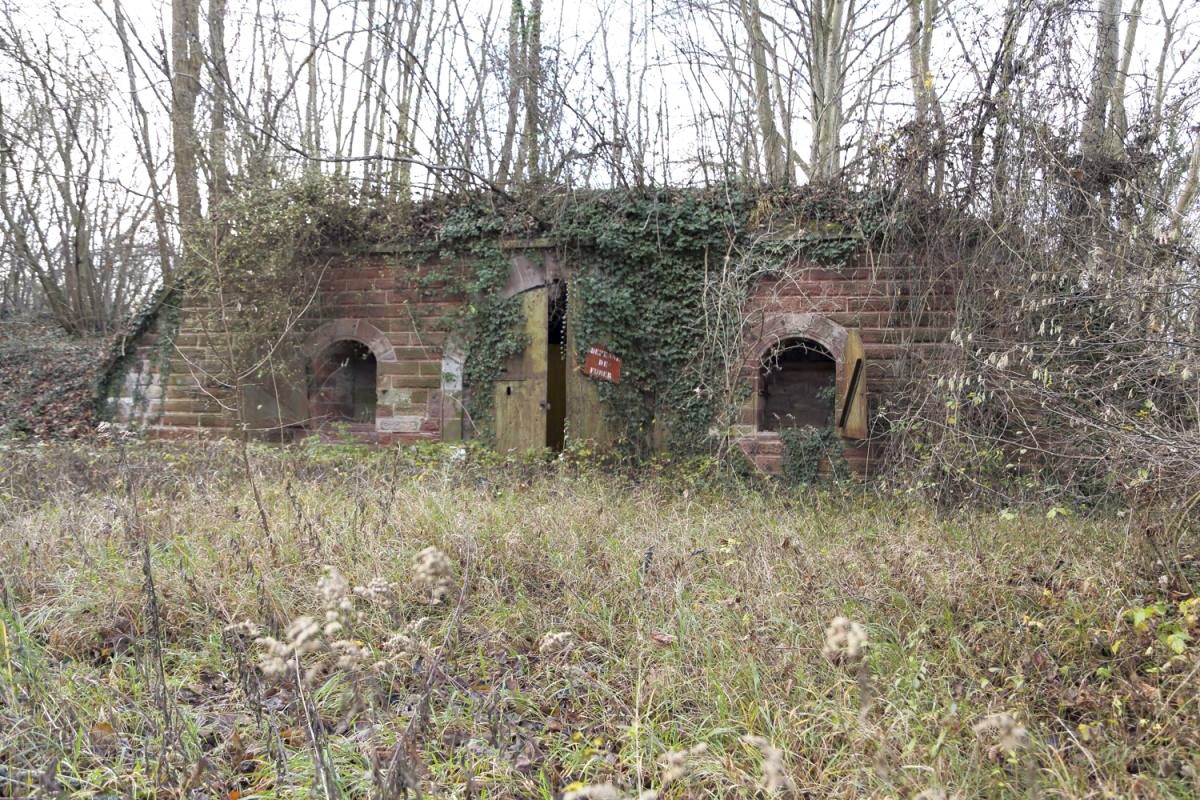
[109,246,955,473]
[736,253,957,474]
[143,252,468,444]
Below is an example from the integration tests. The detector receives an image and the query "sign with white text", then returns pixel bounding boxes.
[582,345,622,384]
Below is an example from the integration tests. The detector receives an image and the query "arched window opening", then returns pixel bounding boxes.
[310,340,377,424]
[759,338,836,431]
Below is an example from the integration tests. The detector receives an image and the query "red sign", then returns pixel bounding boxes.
[582,345,622,384]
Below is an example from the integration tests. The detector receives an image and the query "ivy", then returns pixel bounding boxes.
[553,190,750,454]
[101,176,893,458]
[547,186,884,455]
[779,426,850,485]
[418,207,530,441]
[94,283,182,420]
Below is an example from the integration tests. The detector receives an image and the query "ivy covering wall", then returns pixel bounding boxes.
[554,191,746,453]
[100,176,903,456]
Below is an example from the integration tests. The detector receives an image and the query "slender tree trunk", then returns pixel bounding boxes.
[518,0,542,182]
[210,0,231,202]
[331,0,359,174]
[369,0,397,188]
[908,0,944,193]
[808,0,846,181]
[171,0,203,253]
[1082,0,1120,160]
[1110,0,1144,143]
[113,0,174,281]
[391,0,424,195]
[742,0,787,184]
[303,0,320,173]
[496,0,524,187]
[1171,135,1200,241]
[358,0,378,187]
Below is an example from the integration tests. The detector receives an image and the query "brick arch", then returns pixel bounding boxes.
[749,313,854,434]
[753,312,849,366]
[303,319,396,363]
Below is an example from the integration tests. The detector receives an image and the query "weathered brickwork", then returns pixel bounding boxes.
[117,253,465,444]
[735,254,956,475]
[106,244,954,475]
[101,328,168,424]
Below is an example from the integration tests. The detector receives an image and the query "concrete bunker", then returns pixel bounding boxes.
[103,217,960,476]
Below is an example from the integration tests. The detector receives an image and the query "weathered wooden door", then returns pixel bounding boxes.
[563,294,612,448]
[494,289,548,452]
[836,330,869,439]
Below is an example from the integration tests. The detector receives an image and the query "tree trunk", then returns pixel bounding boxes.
[210,0,231,202]
[113,0,174,281]
[1082,0,1120,161]
[171,0,203,251]
[742,0,787,184]
[808,0,846,181]
[518,0,542,182]
[496,0,524,187]
[908,0,944,193]
[1110,0,1144,144]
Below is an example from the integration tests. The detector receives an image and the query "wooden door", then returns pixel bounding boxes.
[836,330,869,439]
[563,280,612,448]
[494,289,548,452]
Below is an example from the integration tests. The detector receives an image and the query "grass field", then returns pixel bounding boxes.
[0,440,1197,799]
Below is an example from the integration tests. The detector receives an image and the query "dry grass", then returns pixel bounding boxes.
[0,439,1197,798]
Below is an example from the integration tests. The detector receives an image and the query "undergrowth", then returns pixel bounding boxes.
[0,439,1197,798]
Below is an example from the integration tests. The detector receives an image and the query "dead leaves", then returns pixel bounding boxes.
[649,631,677,647]
[88,721,120,756]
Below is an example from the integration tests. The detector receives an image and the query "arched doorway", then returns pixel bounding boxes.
[758,337,837,431]
[310,340,377,425]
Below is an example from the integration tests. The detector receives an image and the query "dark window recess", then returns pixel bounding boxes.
[311,340,377,423]
[546,284,567,451]
[759,338,836,431]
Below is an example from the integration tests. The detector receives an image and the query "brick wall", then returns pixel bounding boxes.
[101,325,169,425]
[105,244,955,473]
[735,253,957,475]
[110,252,468,444]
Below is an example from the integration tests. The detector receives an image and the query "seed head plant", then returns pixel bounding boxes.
[972,712,1029,759]
[659,742,706,786]
[413,545,453,604]
[374,618,430,672]
[913,790,956,800]
[251,565,429,689]
[741,735,797,797]
[822,615,868,664]
[256,614,323,680]
[224,619,260,639]
[562,784,657,800]
[538,630,574,657]
[822,614,876,722]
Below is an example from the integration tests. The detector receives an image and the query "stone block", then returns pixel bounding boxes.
[376,415,424,433]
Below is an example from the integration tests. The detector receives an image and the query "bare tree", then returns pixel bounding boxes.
[0,9,158,333]
[907,0,944,192]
